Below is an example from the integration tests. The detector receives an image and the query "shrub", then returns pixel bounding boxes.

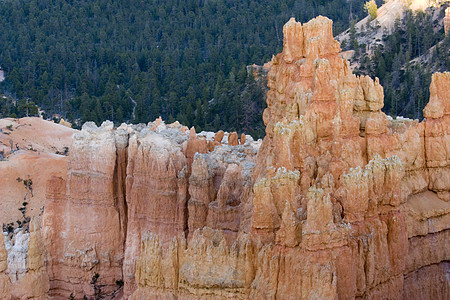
[364,0,378,20]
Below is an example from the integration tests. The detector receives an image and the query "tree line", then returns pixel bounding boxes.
[0,0,368,138]
[346,7,449,119]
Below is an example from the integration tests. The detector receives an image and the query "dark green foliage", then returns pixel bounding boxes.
[3,176,34,234]
[354,8,448,120]
[0,95,39,119]
[115,279,124,287]
[17,176,33,196]
[90,272,100,285]
[0,0,368,138]
[4,223,14,234]
[90,272,104,299]
[55,146,69,156]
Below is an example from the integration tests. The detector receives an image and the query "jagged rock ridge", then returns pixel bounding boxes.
[127,16,450,299]
[40,119,259,299]
[0,15,448,300]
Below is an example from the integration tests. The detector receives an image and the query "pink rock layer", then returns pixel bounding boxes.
[127,16,450,300]
[0,16,448,300]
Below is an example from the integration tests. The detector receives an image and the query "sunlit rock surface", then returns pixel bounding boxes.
[130,16,449,300]
[0,16,448,300]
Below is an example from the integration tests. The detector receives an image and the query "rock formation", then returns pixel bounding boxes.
[0,117,73,225]
[0,217,50,299]
[0,233,10,299]
[43,121,127,298]
[128,16,450,299]
[36,118,258,299]
[0,15,449,300]
[123,123,188,295]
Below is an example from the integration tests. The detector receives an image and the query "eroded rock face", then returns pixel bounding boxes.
[1,218,49,300]
[188,143,257,241]
[130,17,449,299]
[38,118,259,298]
[130,229,256,300]
[0,117,72,226]
[124,123,259,298]
[123,125,188,296]
[43,121,126,298]
[0,233,9,299]
[0,15,448,300]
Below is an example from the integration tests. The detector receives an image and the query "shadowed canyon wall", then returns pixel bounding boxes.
[0,15,449,299]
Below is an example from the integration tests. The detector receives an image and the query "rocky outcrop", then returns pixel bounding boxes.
[423,72,450,202]
[37,118,259,298]
[123,123,188,296]
[0,117,72,226]
[43,121,127,298]
[0,117,69,299]
[130,16,449,299]
[0,15,448,300]
[124,122,259,297]
[0,218,49,300]
[0,233,10,299]
[12,218,50,299]
[130,229,255,299]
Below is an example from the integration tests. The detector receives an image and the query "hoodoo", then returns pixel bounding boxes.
[128,16,450,299]
[0,16,448,299]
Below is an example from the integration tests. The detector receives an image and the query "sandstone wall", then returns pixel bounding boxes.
[1,15,448,300]
[123,125,188,295]
[1,217,50,300]
[129,17,450,300]
[38,118,258,298]
[43,121,127,298]
[0,117,73,225]
[123,124,259,297]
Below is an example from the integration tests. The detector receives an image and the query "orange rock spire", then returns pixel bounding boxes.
[1,16,448,300]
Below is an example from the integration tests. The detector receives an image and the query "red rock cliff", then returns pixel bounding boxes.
[1,15,448,300]
[129,17,450,299]
[43,121,127,298]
